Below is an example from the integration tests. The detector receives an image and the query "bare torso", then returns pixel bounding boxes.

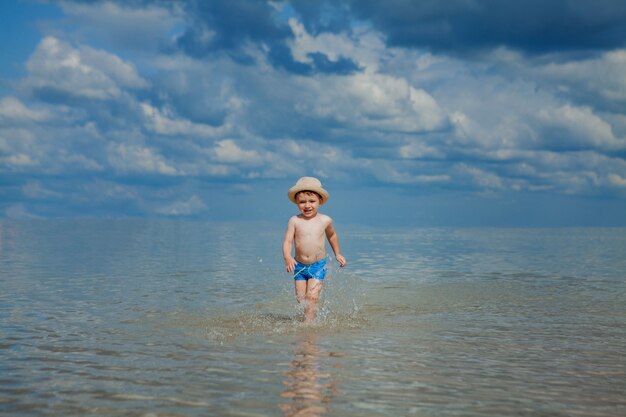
[292,213,331,264]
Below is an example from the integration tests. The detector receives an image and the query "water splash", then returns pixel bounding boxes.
[162,260,367,342]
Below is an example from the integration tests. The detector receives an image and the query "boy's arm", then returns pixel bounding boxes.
[282,218,297,273]
[325,221,346,267]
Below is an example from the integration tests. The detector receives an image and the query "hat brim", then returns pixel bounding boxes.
[288,186,329,205]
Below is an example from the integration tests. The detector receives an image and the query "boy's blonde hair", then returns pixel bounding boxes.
[294,190,323,203]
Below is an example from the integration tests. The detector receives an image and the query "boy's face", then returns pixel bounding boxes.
[296,192,321,218]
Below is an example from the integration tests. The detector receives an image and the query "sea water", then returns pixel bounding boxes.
[1,219,625,417]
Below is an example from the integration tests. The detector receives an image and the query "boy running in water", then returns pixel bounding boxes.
[283,177,347,322]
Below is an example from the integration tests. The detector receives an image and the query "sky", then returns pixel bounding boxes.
[1,0,625,226]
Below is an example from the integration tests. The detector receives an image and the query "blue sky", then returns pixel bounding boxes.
[1,0,625,226]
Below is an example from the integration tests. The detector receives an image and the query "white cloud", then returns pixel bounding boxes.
[538,104,622,150]
[608,174,626,187]
[109,144,178,175]
[22,181,62,199]
[24,37,148,100]
[288,19,361,67]
[287,16,387,73]
[213,139,262,164]
[397,173,450,184]
[0,97,51,123]
[255,139,342,178]
[303,72,446,133]
[177,159,232,177]
[1,122,104,175]
[433,60,626,156]
[61,1,185,51]
[140,102,225,137]
[83,180,139,201]
[539,49,626,103]
[289,18,352,65]
[456,164,505,189]
[370,162,450,184]
[58,152,103,172]
[156,195,208,216]
[347,73,445,131]
[0,128,38,171]
[399,140,443,159]
[4,204,42,219]
[491,150,626,193]
[5,153,37,168]
[284,18,446,133]
[437,73,549,151]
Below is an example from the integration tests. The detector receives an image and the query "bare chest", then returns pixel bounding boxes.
[294,219,326,241]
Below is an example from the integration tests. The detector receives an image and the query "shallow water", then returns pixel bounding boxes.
[1,220,625,416]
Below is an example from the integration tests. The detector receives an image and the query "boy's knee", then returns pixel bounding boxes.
[305,294,319,303]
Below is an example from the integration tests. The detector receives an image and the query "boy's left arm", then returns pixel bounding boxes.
[325,222,346,267]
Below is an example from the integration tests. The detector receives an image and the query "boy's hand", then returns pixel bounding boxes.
[285,257,297,273]
[336,254,346,267]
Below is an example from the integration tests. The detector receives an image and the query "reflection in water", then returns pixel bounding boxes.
[280,333,339,417]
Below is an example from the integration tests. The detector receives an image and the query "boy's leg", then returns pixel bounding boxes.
[294,280,307,305]
[304,279,322,322]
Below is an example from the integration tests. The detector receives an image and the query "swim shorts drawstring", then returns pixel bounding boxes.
[294,265,308,279]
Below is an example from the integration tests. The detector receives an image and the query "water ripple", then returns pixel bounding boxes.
[1,221,625,417]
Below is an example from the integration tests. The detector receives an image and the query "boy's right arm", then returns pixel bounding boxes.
[282,218,297,273]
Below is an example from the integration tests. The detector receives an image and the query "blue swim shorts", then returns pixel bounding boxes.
[293,259,327,281]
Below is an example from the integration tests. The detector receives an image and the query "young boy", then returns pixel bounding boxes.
[282,177,346,322]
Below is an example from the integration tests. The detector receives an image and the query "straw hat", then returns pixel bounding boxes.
[288,177,329,204]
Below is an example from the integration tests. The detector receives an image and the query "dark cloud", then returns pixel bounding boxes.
[176,0,360,75]
[287,0,353,35]
[307,52,361,75]
[175,0,289,68]
[268,45,360,75]
[180,0,288,52]
[292,0,626,55]
[266,43,313,75]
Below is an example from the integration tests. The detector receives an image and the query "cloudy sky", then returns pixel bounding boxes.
[1,0,625,226]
